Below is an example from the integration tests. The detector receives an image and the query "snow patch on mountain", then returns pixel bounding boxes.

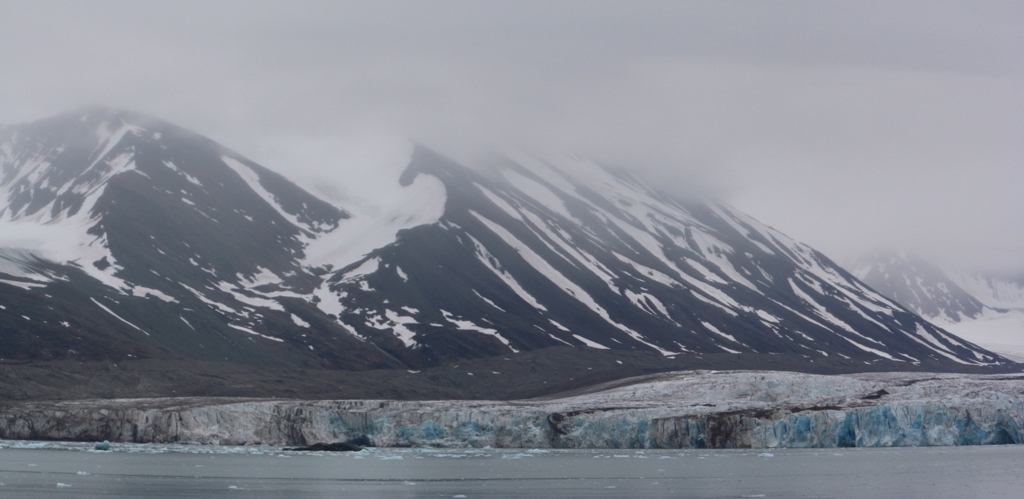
[301,140,446,270]
[90,298,149,336]
[371,309,419,347]
[130,285,177,303]
[572,334,610,349]
[472,209,675,356]
[290,314,310,328]
[466,233,547,311]
[0,248,49,281]
[0,146,135,291]
[226,323,284,343]
[221,155,319,235]
[441,310,518,352]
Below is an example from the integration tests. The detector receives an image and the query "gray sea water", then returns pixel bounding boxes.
[1,441,1023,498]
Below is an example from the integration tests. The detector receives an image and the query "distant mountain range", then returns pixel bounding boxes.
[853,250,1024,361]
[0,108,1010,385]
[851,250,991,324]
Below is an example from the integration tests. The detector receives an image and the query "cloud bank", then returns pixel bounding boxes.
[2,0,1021,272]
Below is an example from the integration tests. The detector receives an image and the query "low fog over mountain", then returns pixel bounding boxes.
[2,1,1021,276]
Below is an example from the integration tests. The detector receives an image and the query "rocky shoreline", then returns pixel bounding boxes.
[2,371,1023,449]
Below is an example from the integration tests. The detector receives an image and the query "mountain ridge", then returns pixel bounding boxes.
[0,108,1015,398]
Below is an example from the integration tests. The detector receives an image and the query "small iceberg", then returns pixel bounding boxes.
[94,440,110,451]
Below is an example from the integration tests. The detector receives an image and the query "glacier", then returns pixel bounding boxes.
[2,370,1023,449]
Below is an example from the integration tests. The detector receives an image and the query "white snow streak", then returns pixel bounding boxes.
[90,298,149,336]
[466,233,547,311]
[227,323,284,342]
[442,310,518,352]
[572,334,610,349]
[472,210,675,355]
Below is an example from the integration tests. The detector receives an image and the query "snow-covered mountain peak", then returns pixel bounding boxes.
[0,109,348,294]
[1,110,140,222]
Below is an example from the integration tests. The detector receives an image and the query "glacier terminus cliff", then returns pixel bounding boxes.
[3,370,1023,449]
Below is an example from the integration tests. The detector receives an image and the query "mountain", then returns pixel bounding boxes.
[853,250,1024,362]
[851,250,991,324]
[0,108,394,370]
[950,271,1024,311]
[0,108,1011,391]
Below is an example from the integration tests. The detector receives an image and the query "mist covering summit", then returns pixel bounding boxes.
[0,108,1006,374]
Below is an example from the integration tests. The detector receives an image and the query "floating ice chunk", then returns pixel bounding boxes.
[501,453,534,459]
[13,442,46,449]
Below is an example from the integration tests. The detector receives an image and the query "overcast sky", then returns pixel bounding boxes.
[2,0,1021,273]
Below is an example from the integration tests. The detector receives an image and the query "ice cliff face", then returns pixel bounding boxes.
[2,371,1022,449]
